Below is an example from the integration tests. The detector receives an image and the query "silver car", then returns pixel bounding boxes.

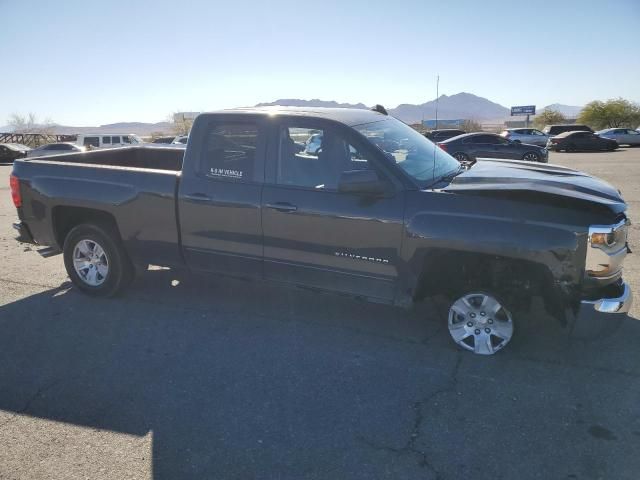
[597,128,640,146]
[500,128,549,147]
[27,143,85,158]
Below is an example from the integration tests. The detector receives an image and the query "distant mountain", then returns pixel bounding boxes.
[51,122,174,135]
[389,92,510,123]
[0,95,586,136]
[255,99,368,109]
[256,93,510,123]
[540,103,583,118]
[0,122,174,136]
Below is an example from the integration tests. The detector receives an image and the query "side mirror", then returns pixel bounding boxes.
[338,169,387,195]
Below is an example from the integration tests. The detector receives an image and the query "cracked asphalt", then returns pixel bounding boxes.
[1,149,640,480]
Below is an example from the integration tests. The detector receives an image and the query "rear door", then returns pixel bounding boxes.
[624,129,640,145]
[261,118,405,302]
[472,134,502,158]
[178,116,266,278]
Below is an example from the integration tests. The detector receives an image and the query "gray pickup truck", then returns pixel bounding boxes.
[10,107,633,355]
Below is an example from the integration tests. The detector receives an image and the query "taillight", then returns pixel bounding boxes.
[438,143,447,151]
[10,174,22,208]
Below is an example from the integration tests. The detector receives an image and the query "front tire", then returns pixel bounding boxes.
[453,152,470,163]
[522,152,540,162]
[447,291,515,355]
[63,223,134,297]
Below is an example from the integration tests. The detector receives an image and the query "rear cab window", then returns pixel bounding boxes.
[198,122,262,182]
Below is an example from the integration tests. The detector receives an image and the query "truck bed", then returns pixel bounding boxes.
[25,145,184,171]
[12,146,185,268]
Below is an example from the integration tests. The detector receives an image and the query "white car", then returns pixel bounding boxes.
[76,133,144,149]
[172,135,188,145]
[597,128,640,146]
[27,143,86,157]
[500,128,549,147]
[304,133,323,154]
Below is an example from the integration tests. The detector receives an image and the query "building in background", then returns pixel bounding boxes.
[173,112,200,123]
[422,119,465,129]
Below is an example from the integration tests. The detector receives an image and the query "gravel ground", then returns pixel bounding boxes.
[0,149,639,480]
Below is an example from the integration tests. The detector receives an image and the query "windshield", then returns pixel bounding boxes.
[354,117,460,185]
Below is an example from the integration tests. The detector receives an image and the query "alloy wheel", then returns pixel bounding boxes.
[72,239,109,286]
[448,292,514,355]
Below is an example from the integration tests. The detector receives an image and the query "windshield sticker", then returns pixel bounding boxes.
[209,168,243,179]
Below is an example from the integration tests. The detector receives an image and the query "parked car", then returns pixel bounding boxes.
[500,128,549,147]
[438,132,548,163]
[152,136,175,144]
[27,143,85,157]
[597,128,640,146]
[424,129,466,142]
[172,135,189,145]
[0,143,31,162]
[76,134,144,149]
[10,107,631,355]
[542,124,593,136]
[304,133,323,154]
[547,131,618,152]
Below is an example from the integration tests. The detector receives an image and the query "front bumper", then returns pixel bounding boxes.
[12,221,36,244]
[581,280,633,314]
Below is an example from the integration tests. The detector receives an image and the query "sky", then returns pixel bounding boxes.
[1,0,639,126]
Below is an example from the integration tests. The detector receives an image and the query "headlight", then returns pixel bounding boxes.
[586,220,629,278]
[591,231,616,247]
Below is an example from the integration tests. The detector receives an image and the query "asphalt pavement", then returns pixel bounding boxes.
[1,149,639,479]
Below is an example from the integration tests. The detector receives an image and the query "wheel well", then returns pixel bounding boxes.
[414,251,562,316]
[52,206,120,249]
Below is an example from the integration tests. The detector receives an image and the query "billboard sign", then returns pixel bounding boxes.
[510,105,536,116]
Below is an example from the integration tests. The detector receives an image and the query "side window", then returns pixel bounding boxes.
[277,126,374,190]
[473,135,499,144]
[102,136,111,144]
[84,137,100,148]
[111,136,121,144]
[122,136,131,144]
[200,123,258,182]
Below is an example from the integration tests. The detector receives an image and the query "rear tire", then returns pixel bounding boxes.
[63,223,134,297]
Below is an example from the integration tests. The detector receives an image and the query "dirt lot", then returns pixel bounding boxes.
[1,149,639,480]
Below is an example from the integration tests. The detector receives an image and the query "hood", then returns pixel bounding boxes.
[442,159,626,213]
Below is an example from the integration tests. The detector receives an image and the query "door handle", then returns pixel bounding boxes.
[184,192,213,203]
[265,202,297,212]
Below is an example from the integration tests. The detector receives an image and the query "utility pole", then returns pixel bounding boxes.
[434,75,440,130]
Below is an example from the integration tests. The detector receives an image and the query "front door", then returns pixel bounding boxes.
[178,117,266,278]
[261,119,405,302]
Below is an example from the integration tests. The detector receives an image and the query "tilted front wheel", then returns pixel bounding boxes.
[522,152,540,162]
[447,292,514,355]
[63,223,133,297]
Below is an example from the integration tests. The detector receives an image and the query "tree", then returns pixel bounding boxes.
[7,112,55,134]
[461,119,483,133]
[578,98,640,129]
[532,109,566,129]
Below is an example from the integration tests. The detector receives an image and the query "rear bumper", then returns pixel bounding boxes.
[12,221,36,244]
[581,280,633,314]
